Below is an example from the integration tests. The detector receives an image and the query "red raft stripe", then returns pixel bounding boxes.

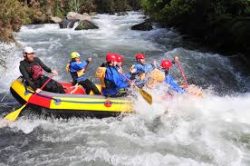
[28,93,51,108]
[60,82,85,94]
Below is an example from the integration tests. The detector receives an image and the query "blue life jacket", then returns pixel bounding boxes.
[102,66,129,96]
[165,74,185,94]
[69,60,88,84]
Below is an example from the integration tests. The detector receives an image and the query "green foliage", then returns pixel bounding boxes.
[0,0,141,42]
[0,0,30,42]
[141,0,250,56]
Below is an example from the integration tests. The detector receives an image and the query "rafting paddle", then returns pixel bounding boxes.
[4,76,53,122]
[136,86,152,105]
[175,56,189,88]
[121,74,152,105]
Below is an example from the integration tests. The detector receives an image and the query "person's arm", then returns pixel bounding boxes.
[19,63,37,90]
[145,64,154,73]
[36,57,52,73]
[112,70,129,89]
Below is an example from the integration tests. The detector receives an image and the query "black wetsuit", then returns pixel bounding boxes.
[19,57,65,93]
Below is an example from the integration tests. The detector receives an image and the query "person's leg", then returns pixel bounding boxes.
[79,79,101,95]
[37,76,65,93]
[79,80,91,94]
[85,79,101,95]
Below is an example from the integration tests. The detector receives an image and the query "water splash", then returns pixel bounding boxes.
[1,91,250,165]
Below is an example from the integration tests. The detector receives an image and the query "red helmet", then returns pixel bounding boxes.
[135,53,145,60]
[161,60,172,69]
[106,52,117,62]
[116,54,124,62]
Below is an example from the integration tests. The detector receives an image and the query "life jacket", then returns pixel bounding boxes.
[95,67,106,88]
[146,69,165,88]
[76,69,85,77]
[31,65,43,80]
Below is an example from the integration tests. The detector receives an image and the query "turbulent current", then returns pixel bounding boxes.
[0,12,250,166]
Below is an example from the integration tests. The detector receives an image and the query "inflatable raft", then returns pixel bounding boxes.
[10,78,133,118]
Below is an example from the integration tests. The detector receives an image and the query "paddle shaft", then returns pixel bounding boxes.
[121,73,152,105]
[4,76,53,121]
[40,76,53,90]
[175,58,188,87]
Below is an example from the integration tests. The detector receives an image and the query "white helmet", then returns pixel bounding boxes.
[23,47,34,54]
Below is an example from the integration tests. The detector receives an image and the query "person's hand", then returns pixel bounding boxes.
[118,68,123,74]
[51,70,58,76]
[36,88,42,93]
[174,56,179,62]
[88,57,92,62]
[130,68,136,74]
[129,80,135,87]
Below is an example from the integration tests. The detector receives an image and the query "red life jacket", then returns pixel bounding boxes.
[31,65,43,80]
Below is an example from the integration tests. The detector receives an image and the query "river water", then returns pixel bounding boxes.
[0,12,250,166]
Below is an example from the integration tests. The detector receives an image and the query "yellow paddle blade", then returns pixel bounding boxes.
[4,104,27,121]
[138,88,153,105]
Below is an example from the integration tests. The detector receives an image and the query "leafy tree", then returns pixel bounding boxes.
[0,0,30,42]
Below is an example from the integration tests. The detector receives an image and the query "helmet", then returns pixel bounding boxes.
[161,60,172,69]
[71,52,80,59]
[106,52,117,62]
[135,53,145,60]
[23,47,34,54]
[116,54,124,62]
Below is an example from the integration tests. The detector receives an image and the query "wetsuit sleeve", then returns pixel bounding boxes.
[36,57,52,73]
[19,62,37,90]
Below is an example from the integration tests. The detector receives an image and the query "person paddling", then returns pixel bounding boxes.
[129,53,154,88]
[19,47,65,93]
[102,53,130,97]
[160,59,185,94]
[66,52,101,95]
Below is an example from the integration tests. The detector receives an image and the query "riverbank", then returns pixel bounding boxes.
[0,0,141,42]
[140,0,250,66]
[1,0,250,68]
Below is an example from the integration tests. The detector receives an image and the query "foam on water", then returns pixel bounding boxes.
[1,92,250,165]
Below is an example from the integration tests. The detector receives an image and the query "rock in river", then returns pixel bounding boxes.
[50,16,62,23]
[75,20,99,30]
[131,19,153,31]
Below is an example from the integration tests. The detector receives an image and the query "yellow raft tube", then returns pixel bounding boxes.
[10,78,133,118]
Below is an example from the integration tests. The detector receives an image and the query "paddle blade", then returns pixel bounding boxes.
[4,104,27,121]
[138,88,153,105]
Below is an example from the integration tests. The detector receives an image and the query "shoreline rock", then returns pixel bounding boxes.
[50,16,62,24]
[131,19,153,31]
[67,12,91,21]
